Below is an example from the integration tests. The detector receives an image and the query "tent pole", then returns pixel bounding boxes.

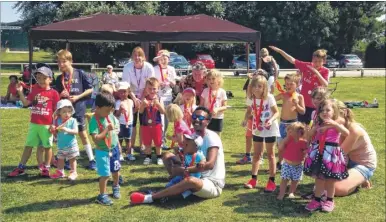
[66,41,70,50]
[28,35,33,90]
[155,42,162,55]
[246,43,250,73]
[255,32,261,69]
[141,42,150,61]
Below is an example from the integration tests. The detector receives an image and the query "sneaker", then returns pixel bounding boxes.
[68,171,78,181]
[236,155,251,165]
[305,199,322,212]
[244,178,257,189]
[126,154,136,161]
[8,167,25,177]
[50,170,65,179]
[96,194,113,206]
[264,180,276,192]
[112,185,121,199]
[40,165,50,177]
[157,158,164,165]
[143,157,151,165]
[321,200,335,213]
[119,175,124,185]
[119,155,125,162]
[88,160,97,170]
[288,193,296,199]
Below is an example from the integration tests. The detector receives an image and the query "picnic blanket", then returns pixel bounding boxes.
[0,103,22,109]
[344,101,379,109]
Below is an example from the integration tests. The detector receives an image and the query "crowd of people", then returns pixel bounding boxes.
[5,46,377,213]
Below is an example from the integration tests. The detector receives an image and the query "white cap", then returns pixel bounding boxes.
[184,133,203,147]
[107,65,113,69]
[54,99,75,116]
[117,81,130,90]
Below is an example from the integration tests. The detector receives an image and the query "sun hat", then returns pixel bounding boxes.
[184,133,204,147]
[153,49,171,62]
[183,87,196,96]
[117,81,130,90]
[107,65,113,69]
[33,66,53,78]
[54,99,75,116]
[192,61,206,71]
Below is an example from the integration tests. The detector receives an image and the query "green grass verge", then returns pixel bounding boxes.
[0,77,385,221]
[1,51,54,63]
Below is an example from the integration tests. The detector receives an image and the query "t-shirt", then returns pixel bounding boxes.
[122,62,155,98]
[140,97,163,126]
[89,113,120,151]
[154,65,177,102]
[294,60,329,108]
[179,104,197,128]
[184,152,206,178]
[283,137,307,162]
[246,94,280,137]
[115,99,134,125]
[27,86,60,125]
[199,129,226,188]
[174,120,192,147]
[201,88,228,119]
[8,83,17,96]
[56,69,93,116]
[56,117,78,150]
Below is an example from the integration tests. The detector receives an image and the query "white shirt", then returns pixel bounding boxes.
[246,94,280,137]
[115,99,134,125]
[200,129,226,188]
[201,88,227,119]
[122,61,155,98]
[154,65,177,102]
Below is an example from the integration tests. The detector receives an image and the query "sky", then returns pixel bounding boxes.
[1,1,21,23]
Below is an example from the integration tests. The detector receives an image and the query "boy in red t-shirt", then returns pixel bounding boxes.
[8,67,60,177]
[269,46,329,124]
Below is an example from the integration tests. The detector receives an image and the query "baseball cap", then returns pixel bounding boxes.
[117,81,130,90]
[183,87,196,96]
[192,61,206,71]
[153,49,170,62]
[33,66,53,78]
[184,133,203,147]
[54,99,75,116]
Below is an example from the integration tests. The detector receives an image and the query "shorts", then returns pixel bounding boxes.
[348,160,375,181]
[194,178,222,199]
[141,124,162,147]
[73,113,86,132]
[25,123,53,148]
[253,136,276,143]
[281,162,303,181]
[95,145,121,177]
[298,107,315,125]
[246,119,253,137]
[278,119,298,142]
[207,118,223,132]
[57,146,80,160]
[118,124,133,140]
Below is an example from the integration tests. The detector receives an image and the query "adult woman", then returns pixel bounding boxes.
[122,47,155,148]
[334,102,377,196]
[178,61,208,105]
[259,48,278,93]
[102,65,119,90]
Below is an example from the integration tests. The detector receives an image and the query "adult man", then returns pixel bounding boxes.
[130,107,225,204]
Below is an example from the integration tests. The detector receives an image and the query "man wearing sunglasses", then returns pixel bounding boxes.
[130,107,225,204]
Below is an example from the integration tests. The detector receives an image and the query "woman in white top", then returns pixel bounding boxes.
[122,46,155,148]
[102,65,119,90]
[153,49,177,149]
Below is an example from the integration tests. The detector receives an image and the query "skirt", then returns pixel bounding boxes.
[304,141,349,180]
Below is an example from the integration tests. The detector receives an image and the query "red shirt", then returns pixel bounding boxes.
[8,83,17,96]
[283,137,307,162]
[27,86,60,125]
[295,60,329,108]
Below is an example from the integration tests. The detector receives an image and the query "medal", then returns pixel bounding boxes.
[308,90,312,95]
[148,119,153,124]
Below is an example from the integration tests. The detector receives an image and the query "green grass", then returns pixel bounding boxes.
[1,51,54,63]
[1,77,385,221]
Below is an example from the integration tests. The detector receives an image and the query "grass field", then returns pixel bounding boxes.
[0,51,54,73]
[1,77,385,221]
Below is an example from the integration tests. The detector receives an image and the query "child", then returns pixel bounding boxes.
[269,46,329,125]
[277,122,308,200]
[1,75,20,104]
[8,67,60,177]
[114,82,135,161]
[242,75,280,192]
[139,77,166,165]
[56,49,96,170]
[165,104,192,151]
[165,134,206,199]
[50,99,79,180]
[275,73,305,169]
[200,69,228,134]
[179,88,197,130]
[309,87,330,128]
[89,92,121,206]
[153,49,177,150]
[304,99,349,212]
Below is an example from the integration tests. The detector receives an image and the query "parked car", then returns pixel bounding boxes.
[169,55,191,76]
[339,54,363,68]
[113,51,131,67]
[231,54,257,75]
[325,55,339,68]
[169,52,178,56]
[189,54,215,69]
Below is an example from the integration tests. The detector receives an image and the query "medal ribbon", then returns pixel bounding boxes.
[95,115,112,148]
[275,80,285,93]
[159,66,168,83]
[61,72,73,93]
[208,88,218,112]
[133,66,143,95]
[184,103,193,127]
[252,96,264,130]
[146,98,158,125]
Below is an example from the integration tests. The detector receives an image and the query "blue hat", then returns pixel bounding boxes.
[33,66,53,78]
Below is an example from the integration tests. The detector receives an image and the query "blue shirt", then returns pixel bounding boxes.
[57,117,78,150]
[184,151,206,178]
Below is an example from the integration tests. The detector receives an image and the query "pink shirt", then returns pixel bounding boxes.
[174,120,192,147]
[295,60,329,108]
[283,137,307,162]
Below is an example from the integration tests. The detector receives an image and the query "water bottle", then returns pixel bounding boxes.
[373,98,377,104]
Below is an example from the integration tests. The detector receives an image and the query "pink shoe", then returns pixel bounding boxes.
[50,170,65,179]
[305,199,322,212]
[321,200,335,213]
[244,178,257,189]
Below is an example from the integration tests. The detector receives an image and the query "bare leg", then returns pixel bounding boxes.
[19,147,33,165]
[44,148,52,167]
[246,136,252,154]
[126,139,132,155]
[69,158,77,172]
[37,147,45,166]
[162,152,179,176]
[99,176,109,194]
[112,172,119,187]
[56,158,65,170]
[155,147,162,156]
[335,168,367,196]
[325,179,336,198]
[314,179,325,198]
[277,179,289,200]
[265,142,276,177]
[251,142,264,175]
[289,180,300,195]
[131,126,137,148]
[152,177,203,200]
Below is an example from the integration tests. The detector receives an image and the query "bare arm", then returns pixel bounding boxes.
[274,93,283,102]
[294,94,306,115]
[340,125,361,154]
[268,105,280,123]
[307,65,328,87]
[17,87,31,107]
[215,99,228,113]
[271,57,279,79]
[269,46,296,64]
[278,136,289,151]
[90,127,110,144]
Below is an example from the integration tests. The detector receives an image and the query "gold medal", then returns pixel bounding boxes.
[148,119,153,124]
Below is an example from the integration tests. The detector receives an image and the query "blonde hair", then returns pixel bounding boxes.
[287,122,306,138]
[56,49,73,62]
[131,46,146,60]
[284,73,301,86]
[260,48,269,57]
[311,87,330,100]
[313,49,327,60]
[336,100,355,127]
[165,104,183,122]
[249,75,268,100]
[206,69,224,87]
[100,84,114,94]
[318,99,339,124]
[146,77,160,87]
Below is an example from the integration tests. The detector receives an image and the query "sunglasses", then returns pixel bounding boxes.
[192,114,207,121]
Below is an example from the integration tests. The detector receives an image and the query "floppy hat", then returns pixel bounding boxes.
[33,66,53,78]
[184,133,204,147]
[153,49,170,62]
[183,87,196,96]
[192,61,206,71]
[54,99,75,116]
[117,81,130,90]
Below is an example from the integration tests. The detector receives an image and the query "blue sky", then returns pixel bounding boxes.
[1,2,21,23]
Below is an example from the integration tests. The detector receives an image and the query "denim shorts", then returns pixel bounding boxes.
[95,145,121,177]
[118,124,133,140]
[348,160,375,180]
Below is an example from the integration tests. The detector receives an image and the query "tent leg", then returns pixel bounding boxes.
[155,42,162,55]
[141,42,150,60]
[28,37,33,90]
[246,43,250,73]
[255,33,261,69]
[66,41,70,50]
